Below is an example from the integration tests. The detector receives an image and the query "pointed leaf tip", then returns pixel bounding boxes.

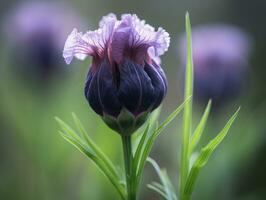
[184,107,241,196]
[190,99,212,155]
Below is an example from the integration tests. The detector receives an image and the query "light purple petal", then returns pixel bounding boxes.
[153,27,170,56]
[122,14,170,56]
[110,14,170,63]
[99,13,117,28]
[63,13,170,65]
[63,14,118,64]
[110,24,131,63]
[148,47,161,65]
[63,28,91,64]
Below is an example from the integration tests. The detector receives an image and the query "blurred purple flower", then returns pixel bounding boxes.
[178,25,252,106]
[63,13,170,135]
[4,2,84,84]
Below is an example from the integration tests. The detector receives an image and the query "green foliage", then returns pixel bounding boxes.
[56,97,189,200]
[189,100,212,155]
[184,107,240,197]
[55,116,127,200]
[56,12,240,200]
[148,12,241,200]
[180,12,194,197]
[147,158,177,200]
[134,97,191,191]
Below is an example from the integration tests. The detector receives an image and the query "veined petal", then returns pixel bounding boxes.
[63,13,170,65]
[63,28,93,64]
[153,27,170,56]
[63,15,117,65]
[99,13,117,28]
[110,14,170,64]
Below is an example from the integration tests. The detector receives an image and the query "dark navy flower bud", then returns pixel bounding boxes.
[178,25,251,106]
[63,14,170,135]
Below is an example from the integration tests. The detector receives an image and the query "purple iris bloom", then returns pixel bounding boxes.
[179,25,251,106]
[63,13,170,135]
[4,2,83,84]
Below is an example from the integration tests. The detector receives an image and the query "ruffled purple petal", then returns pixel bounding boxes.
[63,13,170,66]
[110,14,170,64]
[63,28,93,64]
[63,15,117,64]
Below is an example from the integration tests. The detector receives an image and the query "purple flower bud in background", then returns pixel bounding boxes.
[4,2,83,84]
[178,25,251,106]
[63,13,170,135]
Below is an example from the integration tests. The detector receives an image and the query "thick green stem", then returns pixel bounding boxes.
[122,135,136,200]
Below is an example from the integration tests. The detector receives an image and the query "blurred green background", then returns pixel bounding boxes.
[0,0,265,199]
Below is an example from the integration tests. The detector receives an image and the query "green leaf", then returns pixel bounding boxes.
[147,183,168,199]
[149,106,162,129]
[133,123,150,170]
[189,100,212,155]
[184,107,240,197]
[59,131,95,157]
[130,107,161,196]
[136,97,191,187]
[147,158,177,200]
[180,12,194,195]
[133,106,161,168]
[56,117,126,200]
[71,113,119,180]
[133,106,161,155]
[149,182,166,192]
[55,117,83,142]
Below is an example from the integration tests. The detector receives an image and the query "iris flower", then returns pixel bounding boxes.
[63,13,170,135]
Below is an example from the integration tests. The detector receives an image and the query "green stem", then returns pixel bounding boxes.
[122,135,136,200]
[180,12,193,200]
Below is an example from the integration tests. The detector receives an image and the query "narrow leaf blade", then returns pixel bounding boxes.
[147,184,168,199]
[55,117,82,142]
[184,107,240,196]
[72,113,119,180]
[57,117,126,199]
[136,97,190,185]
[59,131,95,157]
[190,100,212,154]
[147,158,177,200]
[180,12,194,196]
[133,122,150,170]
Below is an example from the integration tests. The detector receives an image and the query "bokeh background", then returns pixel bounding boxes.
[0,0,265,199]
